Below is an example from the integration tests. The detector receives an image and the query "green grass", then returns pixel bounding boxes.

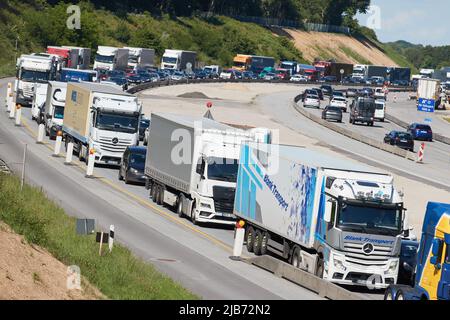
[339,46,371,65]
[444,117,450,123]
[0,173,198,300]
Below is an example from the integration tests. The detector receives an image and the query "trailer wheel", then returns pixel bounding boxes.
[291,246,301,268]
[246,227,255,253]
[118,168,123,181]
[176,195,184,217]
[384,286,396,300]
[151,184,158,203]
[157,185,164,205]
[253,230,262,256]
[260,231,269,256]
[78,143,84,161]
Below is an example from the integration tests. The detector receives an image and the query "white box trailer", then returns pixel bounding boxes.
[94,46,129,71]
[417,78,440,112]
[63,82,141,165]
[145,112,271,226]
[125,47,155,68]
[44,81,67,139]
[234,143,409,288]
[161,50,197,71]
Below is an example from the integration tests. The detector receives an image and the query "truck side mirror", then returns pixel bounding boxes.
[324,200,335,223]
[430,256,441,269]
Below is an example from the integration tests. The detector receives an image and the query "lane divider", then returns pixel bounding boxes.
[19,117,235,254]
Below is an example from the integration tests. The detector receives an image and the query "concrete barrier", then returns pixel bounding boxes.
[292,102,417,161]
[385,113,450,146]
[246,255,370,300]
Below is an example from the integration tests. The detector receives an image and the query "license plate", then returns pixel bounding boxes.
[221,213,235,218]
[400,140,407,142]
[421,131,427,133]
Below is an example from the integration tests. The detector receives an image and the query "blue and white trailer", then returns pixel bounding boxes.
[234,143,409,288]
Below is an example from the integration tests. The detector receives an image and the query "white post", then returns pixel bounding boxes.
[7,92,14,113]
[230,227,245,261]
[108,225,115,253]
[65,142,74,164]
[53,135,62,157]
[20,144,27,191]
[14,105,21,126]
[37,124,45,143]
[9,103,16,119]
[86,150,95,177]
[5,83,11,109]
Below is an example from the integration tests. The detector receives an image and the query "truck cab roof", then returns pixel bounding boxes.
[69,82,134,96]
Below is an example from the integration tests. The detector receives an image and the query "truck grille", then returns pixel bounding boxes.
[22,83,34,98]
[98,137,133,153]
[212,186,235,214]
[343,242,392,266]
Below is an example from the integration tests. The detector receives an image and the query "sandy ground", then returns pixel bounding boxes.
[0,222,104,300]
[279,29,398,66]
[138,83,450,237]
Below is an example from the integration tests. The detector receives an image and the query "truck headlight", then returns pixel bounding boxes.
[385,260,398,274]
[333,256,346,271]
[130,168,139,174]
[200,203,211,209]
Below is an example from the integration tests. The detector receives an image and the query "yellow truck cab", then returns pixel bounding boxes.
[385,202,450,300]
[232,54,252,71]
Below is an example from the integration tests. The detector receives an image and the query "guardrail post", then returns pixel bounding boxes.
[65,142,74,164]
[85,148,95,178]
[5,82,12,110]
[9,102,16,119]
[230,220,246,261]
[53,131,63,157]
[37,124,45,144]
[14,104,21,126]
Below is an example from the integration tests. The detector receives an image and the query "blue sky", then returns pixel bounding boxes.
[356,0,450,46]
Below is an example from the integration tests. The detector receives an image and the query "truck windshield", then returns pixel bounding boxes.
[207,157,239,183]
[53,105,64,119]
[95,54,114,63]
[162,57,177,64]
[128,56,139,64]
[233,62,246,67]
[20,69,49,82]
[337,202,402,236]
[96,112,139,134]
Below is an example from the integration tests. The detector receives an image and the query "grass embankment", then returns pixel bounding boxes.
[0,173,198,300]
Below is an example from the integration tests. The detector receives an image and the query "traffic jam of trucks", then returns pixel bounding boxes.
[7,42,450,301]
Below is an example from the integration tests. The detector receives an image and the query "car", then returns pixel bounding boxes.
[157,71,168,81]
[220,69,236,80]
[329,97,347,112]
[290,74,308,82]
[194,70,208,79]
[407,123,433,141]
[358,87,374,97]
[321,76,337,83]
[374,99,386,122]
[398,240,419,286]
[263,72,277,81]
[118,146,147,185]
[321,106,342,122]
[139,118,151,141]
[331,90,345,98]
[383,131,415,152]
[242,71,256,80]
[320,84,333,96]
[303,94,320,108]
[374,87,387,100]
[312,88,324,100]
[170,71,187,81]
[126,72,142,85]
[346,88,358,97]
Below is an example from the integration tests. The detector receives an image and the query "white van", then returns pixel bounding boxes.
[375,99,386,122]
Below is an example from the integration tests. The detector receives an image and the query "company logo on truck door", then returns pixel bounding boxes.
[344,235,394,245]
[263,174,288,211]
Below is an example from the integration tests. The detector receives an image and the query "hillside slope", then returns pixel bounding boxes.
[274,28,398,66]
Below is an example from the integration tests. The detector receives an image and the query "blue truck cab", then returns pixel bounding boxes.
[385,202,450,300]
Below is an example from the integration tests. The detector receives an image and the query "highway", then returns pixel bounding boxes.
[0,78,324,300]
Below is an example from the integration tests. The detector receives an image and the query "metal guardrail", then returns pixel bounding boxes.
[292,102,418,161]
[246,255,370,300]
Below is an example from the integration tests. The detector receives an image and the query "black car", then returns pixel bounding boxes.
[320,84,333,96]
[398,240,419,285]
[321,106,342,122]
[139,118,150,141]
[384,131,415,152]
[118,146,147,185]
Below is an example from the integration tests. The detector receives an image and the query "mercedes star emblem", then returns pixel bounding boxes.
[362,243,374,255]
[112,138,119,144]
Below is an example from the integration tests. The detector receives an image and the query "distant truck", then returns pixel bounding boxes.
[389,67,411,83]
[15,54,59,106]
[314,61,353,80]
[161,49,197,71]
[417,78,441,112]
[63,82,141,165]
[249,56,275,74]
[124,47,155,69]
[349,97,376,126]
[44,81,67,140]
[62,46,92,69]
[280,61,298,76]
[352,64,368,80]
[232,54,252,71]
[385,202,450,300]
[234,143,408,288]
[144,113,271,226]
[46,46,80,69]
[93,46,129,71]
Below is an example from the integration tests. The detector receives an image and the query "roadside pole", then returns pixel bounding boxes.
[5,83,12,110]
[20,144,27,191]
[37,124,45,143]
[9,102,15,119]
[15,104,22,126]
[108,225,115,253]
[85,148,95,178]
[53,131,63,157]
[230,220,246,261]
[65,142,74,165]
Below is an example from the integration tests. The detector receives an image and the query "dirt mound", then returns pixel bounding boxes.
[0,222,104,300]
[277,28,398,66]
[177,92,211,99]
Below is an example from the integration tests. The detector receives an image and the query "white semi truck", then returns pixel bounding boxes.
[125,47,155,69]
[62,46,92,69]
[234,143,410,289]
[15,54,58,106]
[93,46,129,71]
[145,113,271,226]
[63,82,141,165]
[44,81,67,140]
[161,50,197,71]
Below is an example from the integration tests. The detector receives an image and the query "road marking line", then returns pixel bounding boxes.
[20,117,235,254]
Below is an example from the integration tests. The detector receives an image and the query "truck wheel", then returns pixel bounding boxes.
[78,143,84,161]
[315,256,324,278]
[124,170,129,184]
[291,246,301,268]
[191,203,198,225]
[176,195,184,217]
[395,290,404,300]
[384,287,396,300]
[253,230,262,256]
[151,184,157,203]
[246,227,255,253]
[118,169,123,181]
[260,231,269,255]
[157,185,164,205]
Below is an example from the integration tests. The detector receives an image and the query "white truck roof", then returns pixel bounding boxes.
[70,82,134,96]
[152,112,236,131]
